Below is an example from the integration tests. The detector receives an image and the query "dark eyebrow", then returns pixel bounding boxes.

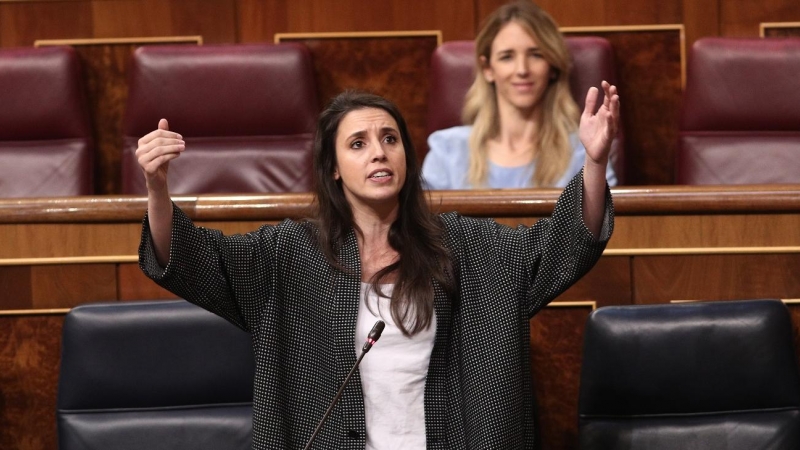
[345,130,367,141]
[495,46,540,55]
[345,126,399,142]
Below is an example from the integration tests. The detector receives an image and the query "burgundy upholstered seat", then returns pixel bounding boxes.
[0,46,93,197]
[122,43,319,195]
[426,37,625,184]
[677,38,800,185]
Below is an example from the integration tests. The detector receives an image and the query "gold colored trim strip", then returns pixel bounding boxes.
[0,308,70,316]
[275,30,442,46]
[561,24,685,33]
[3,247,800,265]
[603,246,800,256]
[35,36,203,47]
[546,301,597,310]
[760,22,800,37]
[561,24,686,89]
[0,256,138,266]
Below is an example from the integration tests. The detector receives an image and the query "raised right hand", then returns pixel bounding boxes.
[135,118,185,193]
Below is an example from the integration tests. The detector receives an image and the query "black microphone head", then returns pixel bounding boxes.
[368,320,385,342]
[361,320,386,353]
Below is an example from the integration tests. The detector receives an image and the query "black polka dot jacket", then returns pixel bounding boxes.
[139,172,613,449]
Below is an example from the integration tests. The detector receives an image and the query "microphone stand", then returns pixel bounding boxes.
[303,320,385,450]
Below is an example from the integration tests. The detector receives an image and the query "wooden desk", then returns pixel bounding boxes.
[2,186,800,450]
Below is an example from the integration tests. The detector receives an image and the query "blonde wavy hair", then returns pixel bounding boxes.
[463,0,579,187]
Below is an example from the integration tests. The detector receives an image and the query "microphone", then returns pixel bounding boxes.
[303,320,385,450]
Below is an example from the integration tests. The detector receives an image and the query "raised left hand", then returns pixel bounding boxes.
[579,80,620,165]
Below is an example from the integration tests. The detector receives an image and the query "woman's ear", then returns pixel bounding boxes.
[333,168,340,180]
[480,55,495,83]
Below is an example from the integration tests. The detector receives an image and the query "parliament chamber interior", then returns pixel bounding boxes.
[1,0,800,448]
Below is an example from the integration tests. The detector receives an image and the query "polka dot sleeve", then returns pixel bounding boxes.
[139,203,279,332]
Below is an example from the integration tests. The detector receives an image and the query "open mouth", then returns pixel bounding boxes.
[369,170,393,180]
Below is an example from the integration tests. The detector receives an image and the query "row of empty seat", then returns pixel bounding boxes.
[1,37,799,197]
[58,298,800,449]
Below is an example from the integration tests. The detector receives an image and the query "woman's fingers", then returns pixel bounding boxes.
[136,119,185,175]
[141,152,181,174]
[583,86,599,117]
[138,142,185,171]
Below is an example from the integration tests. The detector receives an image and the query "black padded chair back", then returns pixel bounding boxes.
[578,299,800,450]
[57,300,255,450]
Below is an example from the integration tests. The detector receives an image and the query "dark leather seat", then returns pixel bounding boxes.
[677,38,800,184]
[57,300,255,450]
[426,37,625,183]
[0,46,93,197]
[122,43,319,194]
[578,299,800,450]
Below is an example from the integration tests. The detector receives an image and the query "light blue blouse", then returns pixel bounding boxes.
[421,125,617,189]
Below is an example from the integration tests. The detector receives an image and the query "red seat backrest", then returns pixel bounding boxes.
[0,46,93,197]
[122,43,319,195]
[677,37,800,184]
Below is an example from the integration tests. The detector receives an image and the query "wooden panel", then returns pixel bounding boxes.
[168,0,236,43]
[556,256,632,307]
[0,1,93,47]
[4,186,800,259]
[238,0,475,43]
[277,33,440,160]
[0,266,33,309]
[682,0,721,49]
[611,214,800,249]
[89,0,235,42]
[31,264,118,308]
[722,0,800,37]
[530,305,593,450]
[0,223,143,259]
[563,27,684,185]
[0,314,63,450]
[762,22,800,37]
[632,254,800,303]
[35,39,200,195]
[118,262,179,300]
[90,0,173,37]
[477,0,682,27]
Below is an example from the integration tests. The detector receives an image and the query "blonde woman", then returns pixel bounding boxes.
[422,0,618,189]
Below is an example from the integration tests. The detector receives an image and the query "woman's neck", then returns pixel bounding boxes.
[489,102,543,166]
[496,101,542,146]
[351,201,400,282]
